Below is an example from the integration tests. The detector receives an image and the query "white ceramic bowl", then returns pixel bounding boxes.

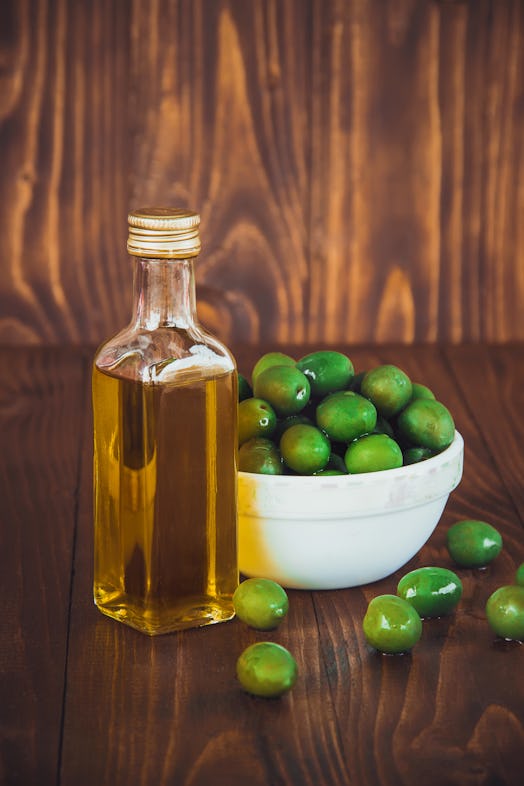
[238,431,464,590]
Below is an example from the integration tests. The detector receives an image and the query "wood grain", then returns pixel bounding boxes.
[128,0,312,344]
[321,345,524,786]
[0,347,86,785]
[1,345,523,784]
[0,0,522,345]
[49,344,523,786]
[59,368,352,785]
[444,343,524,515]
[310,0,524,344]
[0,0,131,344]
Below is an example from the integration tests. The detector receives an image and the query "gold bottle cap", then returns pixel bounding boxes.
[127,207,201,259]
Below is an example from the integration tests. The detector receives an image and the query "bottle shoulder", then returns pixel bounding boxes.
[93,324,236,384]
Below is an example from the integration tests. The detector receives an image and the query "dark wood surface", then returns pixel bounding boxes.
[1,343,523,786]
[1,0,523,346]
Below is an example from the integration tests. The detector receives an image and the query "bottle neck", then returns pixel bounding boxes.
[131,256,197,330]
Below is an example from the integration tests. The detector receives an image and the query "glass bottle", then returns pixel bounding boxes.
[92,208,238,634]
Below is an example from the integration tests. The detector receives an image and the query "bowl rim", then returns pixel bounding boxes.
[238,430,464,487]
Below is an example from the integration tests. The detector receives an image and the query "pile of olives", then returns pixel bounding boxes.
[363,566,463,654]
[238,351,455,475]
[232,521,524,696]
[363,519,524,652]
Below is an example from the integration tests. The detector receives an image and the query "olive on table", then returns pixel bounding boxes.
[446,519,503,568]
[238,437,283,475]
[397,567,463,618]
[233,578,289,631]
[236,642,298,698]
[280,424,331,475]
[363,595,422,654]
[296,350,354,397]
[360,365,413,418]
[316,390,377,443]
[238,398,277,446]
[486,586,524,641]
[344,433,403,474]
[516,563,524,587]
[253,365,311,417]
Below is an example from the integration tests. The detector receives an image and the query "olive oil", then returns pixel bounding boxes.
[93,208,238,633]
[93,364,238,634]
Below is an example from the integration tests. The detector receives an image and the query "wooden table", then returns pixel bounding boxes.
[2,344,523,786]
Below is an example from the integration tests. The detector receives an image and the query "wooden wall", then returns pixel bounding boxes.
[0,0,522,346]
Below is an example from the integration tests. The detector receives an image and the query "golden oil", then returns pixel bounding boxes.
[93,364,238,634]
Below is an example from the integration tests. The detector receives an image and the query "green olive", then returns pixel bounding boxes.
[411,382,436,401]
[402,446,435,465]
[315,391,377,442]
[344,434,403,474]
[280,424,331,475]
[251,352,295,384]
[238,373,253,402]
[296,351,354,397]
[238,437,283,475]
[273,414,313,442]
[397,398,455,452]
[347,370,366,393]
[325,452,348,474]
[486,586,524,641]
[446,519,503,567]
[397,567,463,617]
[361,365,413,417]
[233,578,289,630]
[516,563,524,587]
[236,642,298,697]
[373,415,395,439]
[253,365,311,417]
[238,398,277,445]
[363,595,422,654]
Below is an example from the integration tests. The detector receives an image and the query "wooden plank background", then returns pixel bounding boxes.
[0,0,522,346]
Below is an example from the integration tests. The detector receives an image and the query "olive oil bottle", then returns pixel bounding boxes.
[92,208,238,634]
